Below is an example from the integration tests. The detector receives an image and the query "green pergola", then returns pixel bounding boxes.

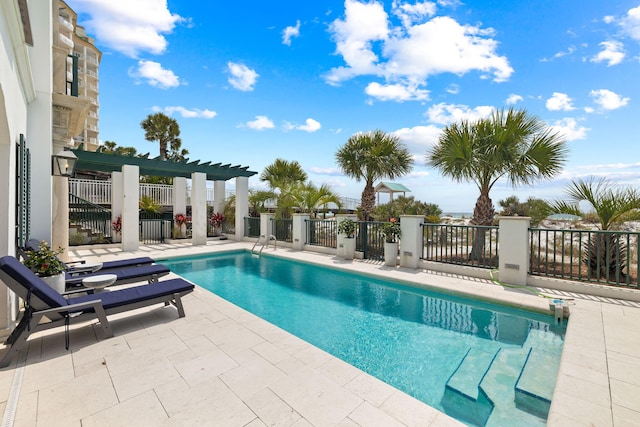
[71,147,257,181]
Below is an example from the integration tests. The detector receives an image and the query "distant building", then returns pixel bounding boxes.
[54,1,101,152]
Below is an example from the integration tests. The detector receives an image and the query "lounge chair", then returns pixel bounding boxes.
[64,264,171,290]
[0,256,194,368]
[20,239,155,273]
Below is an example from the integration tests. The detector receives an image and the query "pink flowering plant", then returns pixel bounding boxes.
[210,212,224,228]
[381,218,401,243]
[23,241,65,277]
[174,213,188,227]
[111,215,122,235]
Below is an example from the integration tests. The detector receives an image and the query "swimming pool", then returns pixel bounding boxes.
[162,251,566,427]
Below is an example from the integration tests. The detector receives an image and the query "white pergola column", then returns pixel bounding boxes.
[121,165,139,252]
[191,172,207,246]
[235,176,249,240]
[214,180,225,215]
[173,177,187,237]
[399,215,424,269]
[111,172,123,243]
[498,216,531,286]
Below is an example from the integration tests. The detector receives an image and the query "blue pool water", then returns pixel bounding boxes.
[162,251,566,427]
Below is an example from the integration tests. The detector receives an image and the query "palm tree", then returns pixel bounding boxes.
[336,130,413,220]
[248,189,276,217]
[260,158,308,191]
[290,182,342,218]
[550,177,640,279]
[260,159,308,218]
[140,112,182,160]
[427,108,567,226]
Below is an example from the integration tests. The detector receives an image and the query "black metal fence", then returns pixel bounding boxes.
[69,194,112,240]
[356,221,385,261]
[306,219,337,248]
[530,228,639,287]
[139,212,173,244]
[422,224,499,269]
[272,218,293,243]
[244,217,261,238]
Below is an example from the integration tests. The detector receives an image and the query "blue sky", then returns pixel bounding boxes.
[66,0,640,213]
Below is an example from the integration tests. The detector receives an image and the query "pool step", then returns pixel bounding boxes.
[514,347,562,418]
[441,347,497,426]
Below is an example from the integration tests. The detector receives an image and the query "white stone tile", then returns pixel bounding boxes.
[612,403,640,427]
[110,357,180,401]
[244,388,302,426]
[36,368,118,427]
[549,390,613,427]
[220,353,287,400]
[12,390,38,427]
[345,373,397,407]
[162,385,255,426]
[378,391,447,427]
[81,390,168,427]
[172,347,238,387]
[21,354,75,394]
[610,378,640,412]
[347,401,405,427]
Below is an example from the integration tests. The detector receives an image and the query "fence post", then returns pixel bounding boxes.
[191,172,207,246]
[400,215,424,269]
[292,214,309,250]
[214,180,225,213]
[498,216,531,286]
[336,214,358,257]
[121,165,139,251]
[260,213,275,239]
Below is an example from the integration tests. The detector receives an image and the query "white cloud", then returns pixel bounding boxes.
[227,62,259,91]
[603,15,615,24]
[325,1,513,95]
[620,6,640,41]
[243,116,275,130]
[589,89,630,110]
[446,84,459,94]
[506,94,523,105]
[392,125,442,156]
[285,118,322,132]
[591,41,625,66]
[365,82,429,101]
[425,103,493,125]
[545,92,574,111]
[549,118,589,141]
[309,167,343,176]
[129,60,180,88]
[282,20,301,45]
[156,106,217,118]
[70,0,184,57]
[392,0,437,27]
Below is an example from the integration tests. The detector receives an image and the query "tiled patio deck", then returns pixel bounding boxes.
[1,240,639,426]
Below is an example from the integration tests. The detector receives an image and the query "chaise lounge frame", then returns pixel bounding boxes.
[0,256,194,368]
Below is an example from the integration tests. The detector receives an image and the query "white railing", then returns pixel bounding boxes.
[69,179,360,211]
[69,179,111,204]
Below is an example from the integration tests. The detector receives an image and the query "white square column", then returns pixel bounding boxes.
[111,172,123,243]
[214,180,225,215]
[336,214,358,257]
[260,213,275,238]
[292,214,309,250]
[173,177,187,237]
[121,165,139,252]
[399,215,425,269]
[191,172,207,246]
[498,216,531,286]
[235,176,249,240]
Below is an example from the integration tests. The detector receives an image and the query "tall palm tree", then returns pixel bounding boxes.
[290,182,342,218]
[336,130,413,220]
[260,159,308,218]
[550,177,640,279]
[140,112,182,160]
[427,108,568,226]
